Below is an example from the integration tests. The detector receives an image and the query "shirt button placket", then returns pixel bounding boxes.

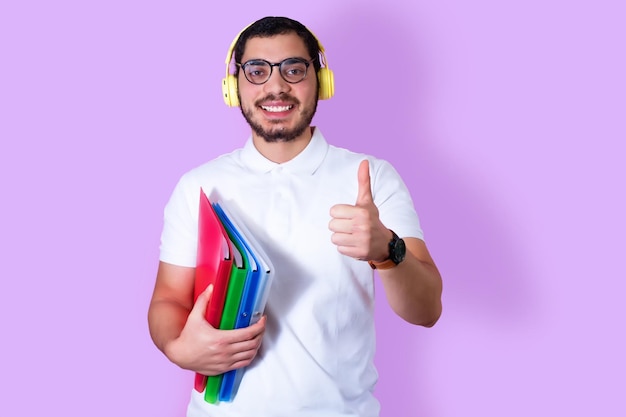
[269,167,292,240]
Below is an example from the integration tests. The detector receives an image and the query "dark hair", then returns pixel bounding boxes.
[233,16,322,73]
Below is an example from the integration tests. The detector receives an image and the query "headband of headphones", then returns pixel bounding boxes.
[221,22,335,107]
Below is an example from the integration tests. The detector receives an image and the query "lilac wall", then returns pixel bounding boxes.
[2,1,624,416]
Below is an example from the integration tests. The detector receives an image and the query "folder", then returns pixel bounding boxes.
[193,188,233,393]
[213,201,275,402]
[203,214,252,403]
[213,203,261,329]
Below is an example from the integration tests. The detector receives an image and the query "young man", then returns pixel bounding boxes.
[148,16,442,417]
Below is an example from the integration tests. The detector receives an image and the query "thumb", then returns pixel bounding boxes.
[191,284,213,321]
[356,159,373,206]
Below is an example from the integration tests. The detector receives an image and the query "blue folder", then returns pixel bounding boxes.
[212,201,275,402]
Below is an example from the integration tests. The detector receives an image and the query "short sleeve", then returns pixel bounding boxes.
[159,175,201,267]
[371,159,424,240]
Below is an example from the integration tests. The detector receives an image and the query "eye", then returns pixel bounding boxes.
[244,61,269,79]
[285,67,304,76]
[281,59,308,79]
[248,68,266,77]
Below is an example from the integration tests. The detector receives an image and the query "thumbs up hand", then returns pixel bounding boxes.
[329,159,392,262]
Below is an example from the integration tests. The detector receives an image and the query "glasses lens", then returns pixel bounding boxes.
[280,59,308,83]
[243,60,271,84]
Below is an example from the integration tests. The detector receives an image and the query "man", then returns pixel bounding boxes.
[148,16,442,417]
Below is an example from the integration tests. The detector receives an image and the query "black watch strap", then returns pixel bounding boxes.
[368,230,405,270]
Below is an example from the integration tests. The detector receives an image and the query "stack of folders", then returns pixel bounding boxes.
[194,188,275,404]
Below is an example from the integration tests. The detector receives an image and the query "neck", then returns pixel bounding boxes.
[252,126,315,164]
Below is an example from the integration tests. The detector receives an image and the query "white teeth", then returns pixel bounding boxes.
[261,105,293,112]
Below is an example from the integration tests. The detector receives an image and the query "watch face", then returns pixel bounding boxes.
[391,237,406,264]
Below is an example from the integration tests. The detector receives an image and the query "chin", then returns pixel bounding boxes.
[255,125,306,143]
[246,116,313,143]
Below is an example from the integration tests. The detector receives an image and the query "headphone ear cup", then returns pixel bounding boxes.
[317,67,334,100]
[222,75,239,107]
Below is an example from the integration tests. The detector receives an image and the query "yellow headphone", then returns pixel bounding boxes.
[221,25,335,107]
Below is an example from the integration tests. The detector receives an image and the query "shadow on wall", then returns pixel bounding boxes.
[312,6,534,416]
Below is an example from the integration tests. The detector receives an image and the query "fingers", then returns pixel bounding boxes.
[204,316,267,373]
[212,316,267,353]
[356,159,373,206]
[329,159,374,219]
[190,284,213,322]
[328,159,384,261]
[225,318,266,363]
[230,315,266,343]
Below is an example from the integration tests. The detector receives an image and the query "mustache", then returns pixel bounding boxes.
[255,93,299,106]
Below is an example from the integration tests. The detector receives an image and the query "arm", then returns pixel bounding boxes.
[329,160,443,326]
[147,261,266,375]
[373,235,442,326]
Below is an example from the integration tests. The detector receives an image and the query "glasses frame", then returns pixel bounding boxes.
[237,57,316,85]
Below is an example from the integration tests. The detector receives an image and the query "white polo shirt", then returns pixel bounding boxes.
[160,128,423,417]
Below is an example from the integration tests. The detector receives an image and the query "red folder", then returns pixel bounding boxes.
[193,188,233,392]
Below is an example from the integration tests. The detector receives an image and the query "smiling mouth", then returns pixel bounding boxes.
[261,105,294,112]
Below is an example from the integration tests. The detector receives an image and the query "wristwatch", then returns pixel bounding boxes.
[368,230,406,270]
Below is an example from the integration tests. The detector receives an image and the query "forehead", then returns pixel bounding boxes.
[241,33,310,62]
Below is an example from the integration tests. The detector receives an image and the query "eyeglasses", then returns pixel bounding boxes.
[237,57,314,85]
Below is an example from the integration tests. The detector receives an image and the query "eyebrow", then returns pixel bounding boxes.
[241,56,310,64]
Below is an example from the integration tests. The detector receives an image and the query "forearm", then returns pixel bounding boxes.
[148,299,191,358]
[378,240,442,326]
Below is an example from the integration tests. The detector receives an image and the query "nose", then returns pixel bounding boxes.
[263,66,291,96]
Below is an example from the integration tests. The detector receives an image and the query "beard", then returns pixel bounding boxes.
[239,93,318,143]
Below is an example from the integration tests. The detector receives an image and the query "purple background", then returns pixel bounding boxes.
[1,1,625,416]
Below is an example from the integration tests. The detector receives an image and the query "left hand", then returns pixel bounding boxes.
[329,159,391,262]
